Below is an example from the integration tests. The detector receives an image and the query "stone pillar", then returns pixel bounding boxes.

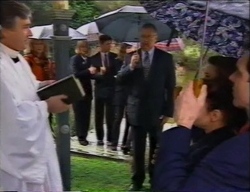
[51,1,74,190]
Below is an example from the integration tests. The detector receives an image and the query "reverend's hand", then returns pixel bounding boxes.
[40,80,56,87]
[174,82,207,129]
[46,95,71,113]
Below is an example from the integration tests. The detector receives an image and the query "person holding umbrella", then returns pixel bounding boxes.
[153,44,250,191]
[117,23,176,191]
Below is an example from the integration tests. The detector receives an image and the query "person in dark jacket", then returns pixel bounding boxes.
[118,23,176,191]
[90,35,117,146]
[186,80,247,173]
[153,48,250,191]
[111,43,131,151]
[70,40,96,146]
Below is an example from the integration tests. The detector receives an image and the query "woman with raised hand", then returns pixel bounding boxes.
[153,49,250,191]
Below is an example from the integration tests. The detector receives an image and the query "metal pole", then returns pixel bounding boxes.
[51,1,74,190]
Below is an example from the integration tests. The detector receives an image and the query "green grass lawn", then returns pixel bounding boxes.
[71,156,132,192]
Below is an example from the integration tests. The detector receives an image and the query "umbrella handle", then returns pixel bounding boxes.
[196,0,210,80]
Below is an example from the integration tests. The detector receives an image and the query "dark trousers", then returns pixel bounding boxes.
[121,113,132,147]
[131,125,160,187]
[72,98,92,141]
[95,97,114,142]
[112,105,131,146]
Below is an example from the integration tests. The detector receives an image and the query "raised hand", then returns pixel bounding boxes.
[129,52,140,70]
[174,81,207,129]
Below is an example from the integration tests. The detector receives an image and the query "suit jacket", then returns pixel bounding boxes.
[153,127,250,191]
[90,52,117,99]
[187,127,235,173]
[117,48,176,127]
[113,58,129,106]
[70,54,93,99]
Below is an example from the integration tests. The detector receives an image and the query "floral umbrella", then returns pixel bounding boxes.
[125,38,185,52]
[140,0,250,58]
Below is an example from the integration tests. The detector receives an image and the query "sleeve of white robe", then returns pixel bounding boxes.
[0,78,50,182]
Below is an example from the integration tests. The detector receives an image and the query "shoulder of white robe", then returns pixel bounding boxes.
[19,55,40,89]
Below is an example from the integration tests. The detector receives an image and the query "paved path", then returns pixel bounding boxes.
[70,119,176,161]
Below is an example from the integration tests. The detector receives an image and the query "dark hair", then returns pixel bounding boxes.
[0,0,31,29]
[99,34,112,44]
[204,80,247,130]
[208,56,238,80]
[141,23,157,32]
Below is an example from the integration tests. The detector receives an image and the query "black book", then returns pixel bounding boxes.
[37,75,85,104]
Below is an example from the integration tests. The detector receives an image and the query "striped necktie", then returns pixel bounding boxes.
[143,51,150,78]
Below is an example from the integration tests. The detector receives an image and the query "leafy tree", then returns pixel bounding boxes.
[19,1,53,26]
[172,37,217,70]
[20,1,101,28]
[93,1,140,13]
[69,0,101,28]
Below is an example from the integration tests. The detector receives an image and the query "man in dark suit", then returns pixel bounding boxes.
[90,35,117,146]
[153,50,250,191]
[117,23,176,191]
[111,43,131,151]
[70,40,96,146]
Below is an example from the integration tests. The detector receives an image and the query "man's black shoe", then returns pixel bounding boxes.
[79,140,89,146]
[97,140,104,146]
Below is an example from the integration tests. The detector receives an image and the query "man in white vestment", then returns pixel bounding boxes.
[0,1,71,191]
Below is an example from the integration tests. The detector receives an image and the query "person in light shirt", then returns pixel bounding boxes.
[0,1,70,191]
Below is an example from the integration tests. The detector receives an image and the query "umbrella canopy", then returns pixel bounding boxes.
[76,22,100,46]
[30,24,87,40]
[94,5,173,42]
[140,0,250,58]
[76,22,99,35]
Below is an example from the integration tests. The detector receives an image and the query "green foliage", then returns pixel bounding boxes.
[19,1,53,26]
[93,1,140,13]
[20,1,101,28]
[172,37,218,70]
[69,0,101,29]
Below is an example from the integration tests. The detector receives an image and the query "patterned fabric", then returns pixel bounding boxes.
[24,54,55,81]
[155,38,185,52]
[140,0,250,58]
[143,51,151,78]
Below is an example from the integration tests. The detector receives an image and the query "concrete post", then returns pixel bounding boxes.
[51,2,74,190]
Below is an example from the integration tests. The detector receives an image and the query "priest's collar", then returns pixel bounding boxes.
[0,43,20,58]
